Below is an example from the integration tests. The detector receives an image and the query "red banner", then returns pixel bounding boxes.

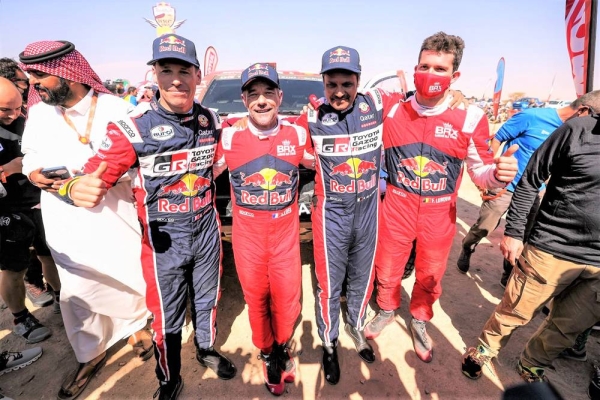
[203,46,219,76]
[565,0,592,97]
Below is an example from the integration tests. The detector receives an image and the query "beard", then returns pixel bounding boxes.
[35,78,71,106]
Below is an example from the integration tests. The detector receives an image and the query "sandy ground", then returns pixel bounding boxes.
[1,176,598,400]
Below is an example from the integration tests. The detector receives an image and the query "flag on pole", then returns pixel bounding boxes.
[492,57,505,118]
[565,0,593,97]
[204,46,219,76]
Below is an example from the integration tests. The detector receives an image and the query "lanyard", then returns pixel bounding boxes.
[60,93,98,145]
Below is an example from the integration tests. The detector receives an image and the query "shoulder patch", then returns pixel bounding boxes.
[221,127,239,151]
[284,121,307,146]
[365,89,384,111]
[462,105,485,134]
[113,118,143,143]
[207,108,222,130]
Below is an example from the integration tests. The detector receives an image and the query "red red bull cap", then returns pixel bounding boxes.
[320,46,361,74]
[147,34,200,68]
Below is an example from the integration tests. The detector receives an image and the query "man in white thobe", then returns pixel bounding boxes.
[19,40,151,400]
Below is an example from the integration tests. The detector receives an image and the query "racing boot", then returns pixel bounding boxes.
[409,318,433,363]
[196,345,236,380]
[276,343,296,383]
[344,324,374,363]
[259,348,284,396]
[153,376,183,400]
[364,310,394,339]
[322,339,340,385]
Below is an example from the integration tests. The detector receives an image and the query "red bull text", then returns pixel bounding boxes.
[330,174,377,194]
[396,172,447,192]
[158,195,212,213]
[241,189,293,206]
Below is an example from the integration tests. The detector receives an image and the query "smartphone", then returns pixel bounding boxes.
[41,166,71,180]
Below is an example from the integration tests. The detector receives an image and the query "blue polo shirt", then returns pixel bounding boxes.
[494,108,563,192]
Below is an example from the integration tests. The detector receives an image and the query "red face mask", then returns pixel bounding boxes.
[413,72,451,98]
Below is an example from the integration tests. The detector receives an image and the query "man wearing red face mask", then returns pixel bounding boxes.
[364,32,518,363]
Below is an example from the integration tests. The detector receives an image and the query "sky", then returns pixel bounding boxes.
[0,0,598,101]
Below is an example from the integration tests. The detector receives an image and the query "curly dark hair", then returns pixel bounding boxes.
[419,32,465,72]
[0,57,22,81]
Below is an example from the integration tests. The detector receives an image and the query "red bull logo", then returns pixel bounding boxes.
[160,35,185,46]
[240,172,267,187]
[396,156,448,192]
[157,174,212,213]
[239,168,294,206]
[329,157,378,194]
[248,63,269,71]
[330,157,377,179]
[330,48,351,57]
[398,156,447,176]
[158,173,209,197]
[328,48,351,65]
[240,169,293,190]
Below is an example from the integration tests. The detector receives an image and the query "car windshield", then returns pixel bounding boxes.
[201,77,324,115]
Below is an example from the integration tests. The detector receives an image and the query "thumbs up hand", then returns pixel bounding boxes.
[69,162,109,208]
[493,144,519,183]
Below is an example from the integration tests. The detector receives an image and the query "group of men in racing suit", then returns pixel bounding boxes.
[55,31,518,399]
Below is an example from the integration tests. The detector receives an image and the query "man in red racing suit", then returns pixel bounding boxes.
[213,64,313,396]
[364,32,518,364]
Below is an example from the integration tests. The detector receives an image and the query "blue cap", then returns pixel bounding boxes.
[241,63,279,90]
[320,46,361,74]
[147,34,200,68]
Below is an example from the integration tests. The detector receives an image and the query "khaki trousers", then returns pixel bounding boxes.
[479,244,600,367]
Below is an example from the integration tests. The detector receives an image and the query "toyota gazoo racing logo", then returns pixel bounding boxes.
[396,156,448,191]
[153,147,214,174]
[239,168,294,206]
[157,173,212,213]
[328,157,378,194]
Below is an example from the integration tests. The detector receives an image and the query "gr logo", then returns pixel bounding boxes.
[153,152,188,173]
[322,137,350,153]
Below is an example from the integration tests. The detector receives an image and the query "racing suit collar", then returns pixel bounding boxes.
[247,116,281,139]
[151,94,196,121]
[410,94,456,117]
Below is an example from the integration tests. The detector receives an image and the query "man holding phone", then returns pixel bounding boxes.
[0,77,56,343]
[19,40,152,400]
